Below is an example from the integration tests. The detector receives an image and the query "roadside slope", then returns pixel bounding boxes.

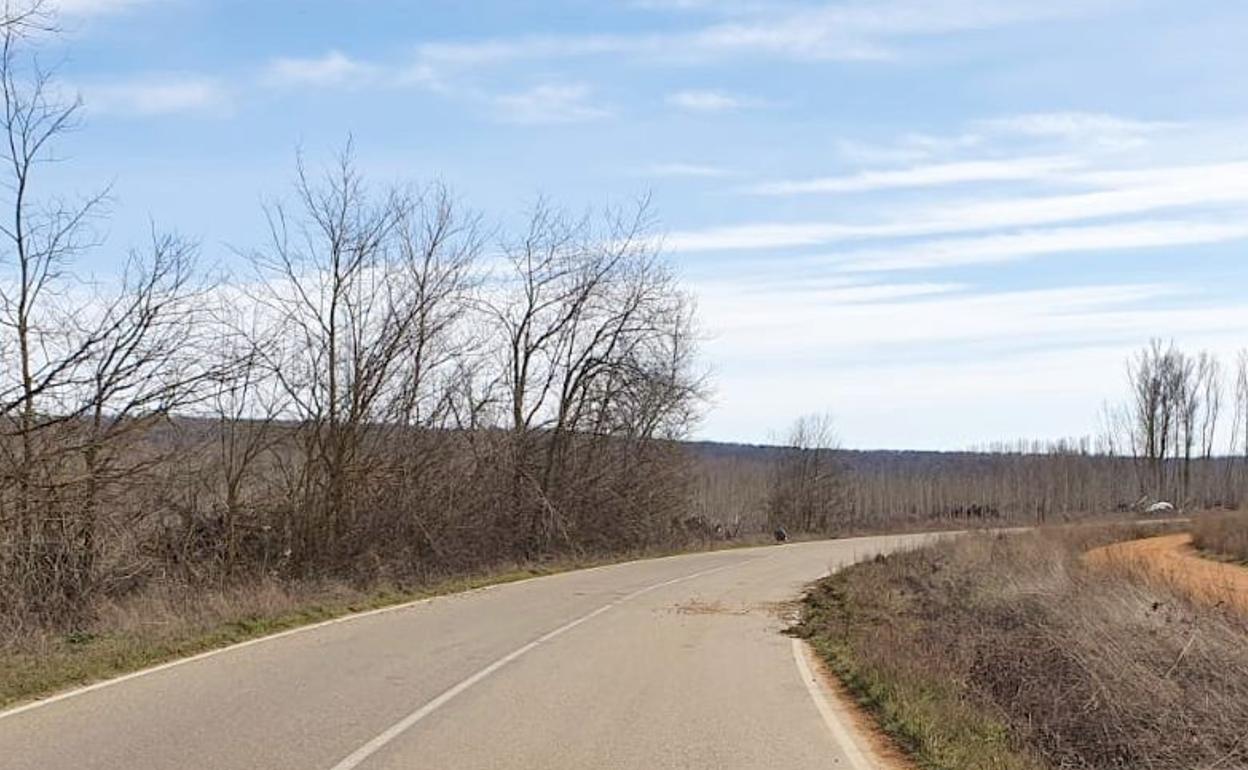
[797,527,1248,770]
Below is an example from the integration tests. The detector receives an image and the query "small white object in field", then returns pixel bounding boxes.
[1146,501,1175,514]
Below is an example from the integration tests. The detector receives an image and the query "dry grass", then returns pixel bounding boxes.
[0,532,796,710]
[794,524,1248,770]
[0,568,547,710]
[1191,510,1248,563]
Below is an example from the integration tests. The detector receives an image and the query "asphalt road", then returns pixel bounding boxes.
[0,534,935,769]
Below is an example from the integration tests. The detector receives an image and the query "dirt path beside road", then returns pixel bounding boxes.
[1087,533,1248,613]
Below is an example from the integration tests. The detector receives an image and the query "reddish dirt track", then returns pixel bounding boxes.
[1087,533,1248,613]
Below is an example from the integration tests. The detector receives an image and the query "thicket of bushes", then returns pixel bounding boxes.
[795,527,1248,770]
[1191,510,1248,562]
[0,10,709,637]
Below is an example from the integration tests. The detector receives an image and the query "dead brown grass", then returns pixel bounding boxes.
[0,569,540,710]
[1191,509,1248,563]
[0,532,796,710]
[796,524,1248,770]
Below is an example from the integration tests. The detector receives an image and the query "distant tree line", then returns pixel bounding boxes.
[760,341,1248,536]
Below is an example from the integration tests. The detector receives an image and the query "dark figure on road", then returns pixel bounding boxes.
[773,526,788,543]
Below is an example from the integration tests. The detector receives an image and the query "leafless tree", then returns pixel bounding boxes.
[767,413,849,533]
[1,1,51,38]
[0,21,222,618]
[484,198,704,555]
[243,147,489,571]
[1126,339,1180,501]
[0,16,107,553]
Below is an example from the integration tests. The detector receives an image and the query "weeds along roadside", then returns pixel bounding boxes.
[0,531,807,712]
[1190,510,1248,562]
[793,523,1248,770]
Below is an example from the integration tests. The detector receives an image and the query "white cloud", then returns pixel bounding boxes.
[630,0,748,10]
[749,280,965,303]
[643,162,731,178]
[493,83,610,124]
[831,135,977,166]
[410,0,1109,70]
[829,220,1248,272]
[694,276,1248,446]
[826,114,1173,172]
[83,75,230,117]
[745,156,1079,195]
[416,35,632,68]
[667,161,1248,251]
[264,51,376,88]
[666,89,756,112]
[698,280,1174,349]
[981,112,1177,148]
[681,0,1092,61]
[52,0,155,16]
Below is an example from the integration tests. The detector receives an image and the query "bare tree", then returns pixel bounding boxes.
[767,413,848,533]
[0,17,108,555]
[0,1,51,39]
[485,198,704,555]
[71,233,216,586]
[0,21,216,616]
[1126,339,1180,501]
[244,147,487,571]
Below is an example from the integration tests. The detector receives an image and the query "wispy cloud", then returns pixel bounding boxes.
[263,51,377,88]
[493,83,610,124]
[82,74,231,117]
[678,0,1105,61]
[833,134,984,165]
[643,162,731,178]
[745,156,1079,195]
[697,281,1180,351]
[669,160,1248,251]
[738,280,965,303]
[408,0,1110,72]
[696,271,1248,445]
[829,220,1248,272]
[53,0,157,16]
[666,89,758,112]
[826,113,1175,170]
[416,35,632,68]
[980,112,1177,148]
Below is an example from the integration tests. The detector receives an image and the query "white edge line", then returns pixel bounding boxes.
[791,638,875,770]
[0,548,764,723]
[327,560,747,770]
[0,588,464,722]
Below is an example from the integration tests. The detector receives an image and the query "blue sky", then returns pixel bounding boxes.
[37,0,1248,449]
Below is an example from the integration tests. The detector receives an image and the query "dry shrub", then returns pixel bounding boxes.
[1191,510,1248,562]
[801,526,1248,770]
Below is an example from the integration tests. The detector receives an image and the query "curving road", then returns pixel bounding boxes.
[0,534,934,769]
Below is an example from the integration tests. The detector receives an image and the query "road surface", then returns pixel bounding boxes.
[0,534,934,769]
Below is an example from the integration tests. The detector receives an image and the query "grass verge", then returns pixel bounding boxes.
[793,563,1044,770]
[2,535,793,712]
[792,523,1248,770]
[0,565,566,711]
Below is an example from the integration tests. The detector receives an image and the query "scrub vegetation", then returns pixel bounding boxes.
[795,525,1248,770]
[1191,510,1248,562]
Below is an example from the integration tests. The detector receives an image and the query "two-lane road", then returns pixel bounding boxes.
[1,534,934,769]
